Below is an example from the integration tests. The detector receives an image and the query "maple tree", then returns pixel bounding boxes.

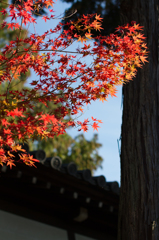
[0,0,103,172]
[0,0,147,167]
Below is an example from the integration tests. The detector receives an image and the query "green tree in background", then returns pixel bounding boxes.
[36,133,103,172]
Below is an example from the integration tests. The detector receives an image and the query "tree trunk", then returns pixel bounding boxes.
[118,0,159,239]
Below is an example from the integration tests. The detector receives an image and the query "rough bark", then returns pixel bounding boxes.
[118,0,159,239]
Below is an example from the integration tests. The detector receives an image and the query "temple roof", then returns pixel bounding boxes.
[0,145,119,240]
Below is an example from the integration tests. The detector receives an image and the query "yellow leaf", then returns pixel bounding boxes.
[31,55,35,61]
[0,70,4,76]
[11,101,17,107]
[140,55,148,63]
[78,107,84,113]
[3,99,8,105]
[77,36,86,43]
[85,32,92,40]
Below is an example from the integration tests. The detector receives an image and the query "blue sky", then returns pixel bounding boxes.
[25,0,123,184]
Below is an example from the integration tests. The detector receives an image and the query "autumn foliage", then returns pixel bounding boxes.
[0,0,147,167]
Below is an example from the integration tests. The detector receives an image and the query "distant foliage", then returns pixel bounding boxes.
[33,133,103,172]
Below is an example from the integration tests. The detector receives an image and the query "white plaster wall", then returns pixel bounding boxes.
[0,210,67,240]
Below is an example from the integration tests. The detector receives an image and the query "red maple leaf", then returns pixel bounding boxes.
[91,116,97,121]
[1,119,9,127]
[7,108,24,117]
[7,23,15,30]
[0,9,7,16]
[81,124,88,132]
[92,122,100,131]
[42,16,49,22]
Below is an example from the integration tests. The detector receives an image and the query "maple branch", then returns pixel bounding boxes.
[16,17,23,53]
[62,9,77,20]
[18,49,83,55]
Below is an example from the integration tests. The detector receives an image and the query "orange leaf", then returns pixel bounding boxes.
[92,122,100,131]
[95,14,103,21]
